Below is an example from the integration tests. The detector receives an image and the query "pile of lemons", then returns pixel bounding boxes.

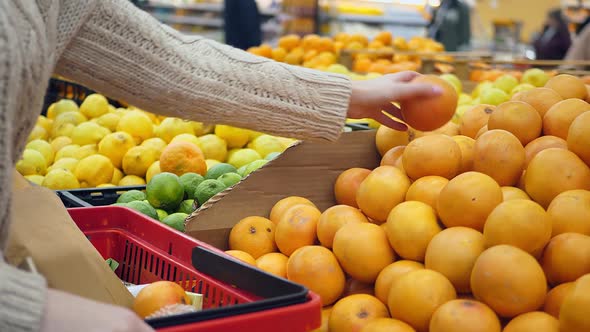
[19,94,297,190]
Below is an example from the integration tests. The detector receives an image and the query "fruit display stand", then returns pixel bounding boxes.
[43,76,124,115]
[69,206,321,331]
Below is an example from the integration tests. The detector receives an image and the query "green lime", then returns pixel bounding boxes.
[116,190,146,204]
[194,179,226,205]
[242,159,268,177]
[237,165,248,177]
[156,209,169,221]
[218,172,242,187]
[178,199,196,214]
[162,213,189,232]
[205,163,238,180]
[146,172,185,212]
[265,152,281,161]
[112,202,128,207]
[179,173,204,200]
[126,201,158,220]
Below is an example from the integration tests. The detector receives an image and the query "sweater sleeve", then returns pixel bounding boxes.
[55,0,352,141]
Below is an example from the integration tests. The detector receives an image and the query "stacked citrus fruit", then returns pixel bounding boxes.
[19,94,296,190]
[226,74,590,332]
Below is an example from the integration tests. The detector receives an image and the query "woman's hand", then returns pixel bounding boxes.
[347,71,443,131]
[41,289,155,332]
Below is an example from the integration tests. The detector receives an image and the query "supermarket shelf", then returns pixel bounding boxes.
[152,13,224,27]
[321,13,427,26]
[144,0,223,12]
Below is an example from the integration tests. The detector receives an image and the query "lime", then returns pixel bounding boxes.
[178,199,196,214]
[237,165,248,177]
[146,172,185,212]
[156,209,169,221]
[265,152,281,161]
[126,201,158,220]
[162,213,189,232]
[194,179,227,205]
[179,173,204,199]
[117,190,146,204]
[205,163,237,180]
[112,202,128,207]
[218,172,242,187]
[227,149,262,168]
[242,160,269,177]
[247,135,285,157]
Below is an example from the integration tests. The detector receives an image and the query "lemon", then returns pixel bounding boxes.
[16,149,47,176]
[98,132,137,169]
[113,108,127,116]
[71,122,111,146]
[80,94,109,119]
[26,139,54,165]
[37,116,53,133]
[74,155,114,187]
[53,111,88,127]
[198,134,227,161]
[154,117,195,143]
[146,161,161,183]
[24,175,45,186]
[74,144,98,160]
[247,130,263,141]
[122,146,157,178]
[108,104,116,113]
[117,110,154,143]
[55,144,80,160]
[43,169,80,190]
[94,112,121,132]
[205,159,221,170]
[50,123,75,139]
[50,136,72,153]
[276,137,299,149]
[192,122,215,136]
[47,157,79,173]
[97,184,116,188]
[47,99,78,119]
[112,168,124,185]
[170,133,200,148]
[140,138,167,159]
[118,175,146,186]
[214,125,249,148]
[140,110,159,124]
[227,148,240,160]
[247,135,285,158]
[227,149,262,168]
[28,126,48,142]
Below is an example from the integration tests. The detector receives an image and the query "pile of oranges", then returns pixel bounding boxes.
[225,73,590,332]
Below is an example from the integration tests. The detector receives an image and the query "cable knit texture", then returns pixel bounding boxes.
[1,0,352,330]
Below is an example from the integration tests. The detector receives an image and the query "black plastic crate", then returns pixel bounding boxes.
[42,77,123,116]
[56,185,146,208]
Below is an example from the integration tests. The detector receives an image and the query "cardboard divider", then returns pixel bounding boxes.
[185,131,380,249]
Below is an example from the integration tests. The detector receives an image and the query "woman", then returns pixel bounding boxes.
[0,1,441,331]
[533,9,572,60]
[223,0,262,50]
[428,0,472,52]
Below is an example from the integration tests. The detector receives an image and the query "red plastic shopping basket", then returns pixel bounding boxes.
[67,206,321,332]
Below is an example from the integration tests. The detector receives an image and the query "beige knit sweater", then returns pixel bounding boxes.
[0,0,352,330]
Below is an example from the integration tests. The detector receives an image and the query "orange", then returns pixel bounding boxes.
[460,105,496,138]
[470,245,547,318]
[269,196,316,224]
[374,31,393,46]
[414,121,460,138]
[159,141,206,176]
[487,101,542,145]
[388,269,457,332]
[317,205,368,248]
[278,34,301,51]
[349,34,369,46]
[257,44,273,58]
[225,250,256,265]
[543,98,590,140]
[475,125,488,139]
[501,186,530,201]
[287,246,345,306]
[429,299,501,332]
[385,201,441,262]
[318,37,335,53]
[504,311,559,332]
[375,126,410,156]
[547,189,590,237]
[402,134,462,180]
[354,58,372,73]
[255,252,288,278]
[437,172,503,232]
[541,233,590,285]
[512,88,563,117]
[133,281,191,318]
[342,279,375,297]
[404,176,449,212]
[334,32,351,43]
[567,111,590,166]
[312,306,333,332]
[401,75,458,131]
[360,318,415,332]
[473,130,526,186]
[425,227,485,293]
[334,168,371,208]
[483,199,552,257]
[356,166,411,223]
[275,204,321,256]
[545,74,588,100]
[271,47,287,62]
[301,34,321,51]
[333,223,395,283]
[374,260,424,305]
[559,273,590,331]
[229,216,276,259]
[544,282,574,318]
[380,146,405,167]
[452,135,475,173]
[524,135,568,167]
[524,148,590,208]
[329,294,390,332]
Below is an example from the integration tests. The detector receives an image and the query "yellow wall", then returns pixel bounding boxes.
[474,0,562,42]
